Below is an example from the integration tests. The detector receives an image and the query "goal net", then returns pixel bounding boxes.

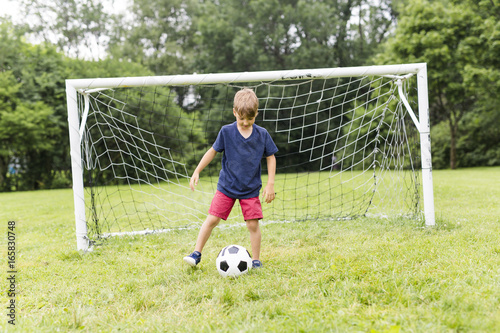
[66,64,435,251]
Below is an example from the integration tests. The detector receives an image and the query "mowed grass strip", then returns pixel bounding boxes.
[0,167,499,332]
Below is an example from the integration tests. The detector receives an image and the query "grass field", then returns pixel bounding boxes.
[1,167,499,332]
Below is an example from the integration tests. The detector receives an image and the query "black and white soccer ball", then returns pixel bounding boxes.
[216,245,252,278]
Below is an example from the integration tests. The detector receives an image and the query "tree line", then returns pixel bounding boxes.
[0,0,498,191]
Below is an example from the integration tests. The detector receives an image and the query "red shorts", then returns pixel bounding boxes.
[209,190,263,221]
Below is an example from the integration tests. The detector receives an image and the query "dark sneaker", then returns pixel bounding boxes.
[252,260,263,269]
[183,251,201,267]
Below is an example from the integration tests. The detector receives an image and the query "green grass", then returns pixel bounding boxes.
[1,167,499,332]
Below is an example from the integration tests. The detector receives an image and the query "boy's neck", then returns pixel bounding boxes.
[237,123,253,139]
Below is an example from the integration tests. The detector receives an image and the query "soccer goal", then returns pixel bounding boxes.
[66,64,435,251]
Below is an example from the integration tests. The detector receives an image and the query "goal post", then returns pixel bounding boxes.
[66,63,435,251]
[416,65,435,226]
[66,81,88,251]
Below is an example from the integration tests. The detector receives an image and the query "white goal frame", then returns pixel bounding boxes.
[66,63,435,251]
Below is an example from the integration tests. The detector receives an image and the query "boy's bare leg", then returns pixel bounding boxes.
[246,219,261,260]
[194,214,221,253]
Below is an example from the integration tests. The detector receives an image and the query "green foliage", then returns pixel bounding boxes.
[17,0,401,75]
[375,0,500,169]
[1,22,70,190]
[0,22,151,191]
[194,0,396,73]
[429,121,450,169]
[18,0,115,60]
[456,108,500,167]
[108,0,197,74]
[0,70,60,190]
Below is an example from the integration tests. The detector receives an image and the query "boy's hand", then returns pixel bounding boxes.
[262,184,275,203]
[190,173,200,191]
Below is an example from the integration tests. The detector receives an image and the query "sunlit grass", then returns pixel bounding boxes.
[0,167,499,332]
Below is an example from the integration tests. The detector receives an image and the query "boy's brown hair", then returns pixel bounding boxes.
[233,88,259,118]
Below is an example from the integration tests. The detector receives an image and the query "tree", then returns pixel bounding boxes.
[108,0,197,75]
[0,21,152,191]
[193,0,398,73]
[18,0,117,60]
[456,0,500,167]
[375,0,500,169]
[0,22,64,190]
[107,0,400,75]
[0,71,60,190]
[17,0,402,76]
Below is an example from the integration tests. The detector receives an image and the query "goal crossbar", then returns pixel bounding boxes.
[67,63,427,90]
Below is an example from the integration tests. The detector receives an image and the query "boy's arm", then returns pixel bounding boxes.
[190,147,218,191]
[262,154,276,203]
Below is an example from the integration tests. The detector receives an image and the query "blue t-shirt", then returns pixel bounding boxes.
[212,122,278,199]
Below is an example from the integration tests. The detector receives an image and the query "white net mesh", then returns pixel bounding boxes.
[77,74,421,242]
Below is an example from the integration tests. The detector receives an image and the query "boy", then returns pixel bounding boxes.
[183,88,278,269]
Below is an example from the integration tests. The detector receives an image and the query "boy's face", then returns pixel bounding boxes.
[233,109,258,129]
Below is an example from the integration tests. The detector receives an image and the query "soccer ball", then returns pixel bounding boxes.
[216,245,252,278]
